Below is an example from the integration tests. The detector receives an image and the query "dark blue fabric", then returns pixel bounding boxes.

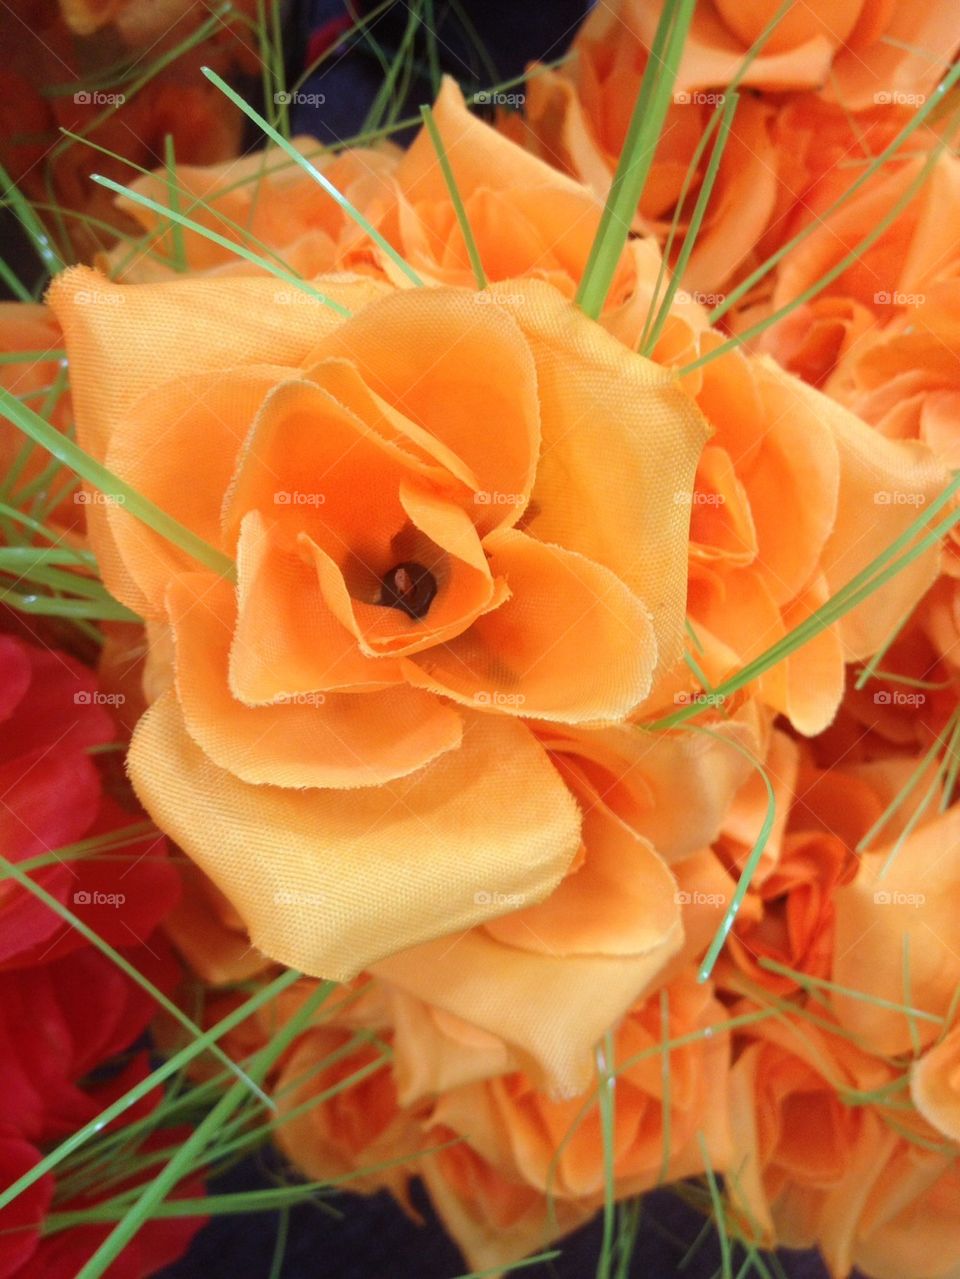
[158,1156,836,1279]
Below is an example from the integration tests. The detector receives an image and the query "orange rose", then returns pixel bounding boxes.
[50,266,708,979]
[912,1021,960,1144]
[272,1026,423,1201]
[831,802,960,1056]
[717,741,862,996]
[103,142,398,284]
[368,78,634,297]
[417,967,732,1272]
[730,1008,960,1279]
[271,966,731,1275]
[764,148,960,364]
[523,18,780,294]
[574,1,960,108]
[631,309,950,734]
[370,707,757,1096]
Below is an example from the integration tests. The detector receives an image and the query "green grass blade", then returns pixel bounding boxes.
[200,66,425,288]
[419,104,487,288]
[73,981,335,1279]
[576,0,696,319]
[0,385,236,580]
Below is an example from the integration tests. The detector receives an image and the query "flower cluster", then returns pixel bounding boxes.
[4,1,960,1274]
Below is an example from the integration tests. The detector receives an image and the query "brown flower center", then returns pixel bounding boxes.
[379,561,437,620]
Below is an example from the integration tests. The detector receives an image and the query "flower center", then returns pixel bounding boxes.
[379,561,437,620]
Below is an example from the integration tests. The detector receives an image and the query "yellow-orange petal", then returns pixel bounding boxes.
[128,693,581,978]
[308,286,541,530]
[168,571,463,789]
[503,278,709,679]
[230,510,403,703]
[911,1022,960,1144]
[373,926,682,1097]
[483,816,681,958]
[404,528,657,723]
[99,368,282,618]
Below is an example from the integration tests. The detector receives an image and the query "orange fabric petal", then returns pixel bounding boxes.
[230,510,402,702]
[100,368,281,618]
[128,693,581,979]
[404,528,657,722]
[373,928,683,1097]
[168,571,463,789]
[308,287,541,531]
[503,278,709,679]
[483,816,681,959]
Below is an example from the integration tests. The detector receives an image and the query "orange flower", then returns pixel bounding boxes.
[764,148,960,364]
[730,1008,960,1279]
[911,1021,960,1144]
[717,740,862,996]
[523,17,780,294]
[103,143,398,284]
[635,310,950,734]
[567,0,960,110]
[370,708,757,1096]
[272,1026,424,1201]
[270,967,731,1275]
[831,801,960,1056]
[367,78,632,297]
[416,968,732,1272]
[50,266,708,979]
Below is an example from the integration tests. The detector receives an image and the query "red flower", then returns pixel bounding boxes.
[0,632,179,966]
